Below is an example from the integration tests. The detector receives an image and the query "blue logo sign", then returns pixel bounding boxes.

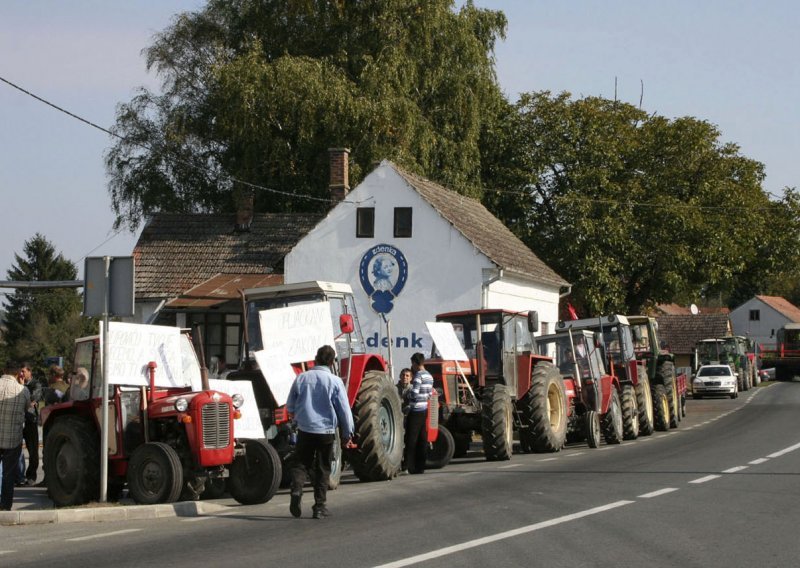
[359,244,408,314]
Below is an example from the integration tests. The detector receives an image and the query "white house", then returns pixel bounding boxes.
[286,151,569,369]
[729,295,800,348]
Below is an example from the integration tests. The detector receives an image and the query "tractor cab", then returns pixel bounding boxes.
[556,315,640,384]
[535,329,606,412]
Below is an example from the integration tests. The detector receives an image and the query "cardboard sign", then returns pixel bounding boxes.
[426,321,469,361]
[258,301,336,363]
[253,349,298,407]
[106,322,189,388]
[209,379,264,439]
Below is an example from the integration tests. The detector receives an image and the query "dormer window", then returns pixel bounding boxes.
[357,207,375,238]
[394,207,412,238]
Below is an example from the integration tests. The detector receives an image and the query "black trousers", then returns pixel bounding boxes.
[0,445,22,510]
[404,410,428,474]
[289,431,334,507]
[23,420,38,482]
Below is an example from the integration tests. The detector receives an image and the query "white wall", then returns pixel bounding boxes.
[484,272,561,334]
[730,298,791,348]
[286,162,562,372]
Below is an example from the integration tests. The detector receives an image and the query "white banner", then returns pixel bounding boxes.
[258,301,335,363]
[253,349,297,407]
[107,322,189,388]
[426,321,469,361]
[209,379,264,439]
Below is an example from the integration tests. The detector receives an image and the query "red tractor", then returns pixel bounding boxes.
[535,329,625,448]
[226,281,405,485]
[424,309,568,462]
[42,330,281,507]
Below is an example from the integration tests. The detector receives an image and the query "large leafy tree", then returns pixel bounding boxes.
[106,0,508,229]
[484,91,775,315]
[3,234,94,368]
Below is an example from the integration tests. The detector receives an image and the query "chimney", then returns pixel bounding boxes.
[234,190,255,232]
[328,147,350,201]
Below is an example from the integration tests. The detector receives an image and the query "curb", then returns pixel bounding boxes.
[0,500,228,526]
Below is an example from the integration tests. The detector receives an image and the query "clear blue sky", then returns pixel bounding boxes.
[1,1,797,285]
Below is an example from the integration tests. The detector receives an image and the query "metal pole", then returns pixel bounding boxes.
[100,256,110,503]
[384,316,395,381]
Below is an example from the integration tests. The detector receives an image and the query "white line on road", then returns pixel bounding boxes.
[689,475,721,484]
[767,441,800,458]
[372,500,634,568]
[638,487,679,499]
[66,529,142,542]
[749,458,769,465]
[498,463,522,469]
[539,458,557,462]
[0,551,16,556]
[182,516,216,523]
[565,452,585,457]
[598,446,614,451]
[722,466,748,474]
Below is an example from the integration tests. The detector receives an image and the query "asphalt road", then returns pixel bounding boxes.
[3,381,799,568]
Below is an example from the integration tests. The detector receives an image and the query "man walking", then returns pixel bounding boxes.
[286,345,354,519]
[0,362,32,511]
[404,352,434,474]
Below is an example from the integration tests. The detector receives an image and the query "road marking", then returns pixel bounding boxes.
[565,452,585,457]
[0,551,16,556]
[722,466,748,474]
[498,464,522,469]
[767,441,800,458]
[183,516,216,523]
[539,458,557,462]
[372,500,634,568]
[460,472,480,477]
[598,446,614,451]
[749,458,769,465]
[689,475,721,484]
[638,487,679,499]
[66,529,142,542]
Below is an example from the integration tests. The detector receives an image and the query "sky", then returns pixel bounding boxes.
[1,1,798,288]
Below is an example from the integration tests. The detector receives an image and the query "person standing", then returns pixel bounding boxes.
[286,345,354,519]
[404,353,434,475]
[20,362,41,485]
[0,362,32,510]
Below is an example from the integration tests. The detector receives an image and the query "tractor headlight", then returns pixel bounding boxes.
[174,398,189,412]
[231,393,245,409]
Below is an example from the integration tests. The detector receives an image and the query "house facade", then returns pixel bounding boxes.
[285,156,569,369]
[656,313,732,373]
[729,295,800,348]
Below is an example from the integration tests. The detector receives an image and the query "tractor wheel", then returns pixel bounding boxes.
[328,430,343,490]
[127,442,183,505]
[636,372,655,436]
[585,411,601,448]
[228,438,282,505]
[669,380,680,429]
[653,384,670,432]
[657,361,679,429]
[481,385,514,461]
[426,425,455,470]
[452,431,471,458]
[520,362,567,453]
[741,370,750,391]
[44,416,100,507]
[349,371,404,481]
[602,389,624,445]
[751,363,760,386]
[201,478,227,500]
[621,384,639,440]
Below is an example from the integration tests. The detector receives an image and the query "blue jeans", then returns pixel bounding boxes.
[0,445,23,510]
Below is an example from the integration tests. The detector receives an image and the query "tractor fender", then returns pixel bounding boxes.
[344,353,388,406]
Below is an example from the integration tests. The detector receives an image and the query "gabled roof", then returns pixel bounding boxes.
[390,163,568,287]
[755,295,800,323]
[656,303,729,315]
[134,213,320,301]
[656,314,731,355]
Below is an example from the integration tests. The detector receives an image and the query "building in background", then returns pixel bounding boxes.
[656,313,731,374]
[729,295,800,349]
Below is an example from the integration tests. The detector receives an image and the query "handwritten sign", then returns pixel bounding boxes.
[253,349,298,407]
[107,322,189,388]
[258,301,335,363]
[426,321,469,362]
[209,379,264,439]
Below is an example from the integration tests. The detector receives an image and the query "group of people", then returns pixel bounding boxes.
[285,347,435,520]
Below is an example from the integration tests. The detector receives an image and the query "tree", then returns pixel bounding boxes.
[3,234,94,368]
[106,0,508,229]
[483,91,775,315]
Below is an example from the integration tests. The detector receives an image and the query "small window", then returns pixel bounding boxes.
[749,310,760,321]
[394,207,412,238]
[357,208,374,238]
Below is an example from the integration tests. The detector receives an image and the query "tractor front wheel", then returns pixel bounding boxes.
[481,385,514,461]
[601,389,623,445]
[653,384,670,432]
[426,425,455,470]
[228,438,282,505]
[44,416,99,507]
[621,384,639,440]
[127,442,183,505]
[585,411,601,448]
[636,372,655,436]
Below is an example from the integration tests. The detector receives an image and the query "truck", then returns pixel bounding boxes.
[42,328,281,507]
[695,336,756,392]
[627,315,686,430]
[555,315,655,439]
[759,323,800,381]
[226,281,406,485]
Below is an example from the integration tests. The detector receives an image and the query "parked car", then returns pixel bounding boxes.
[759,368,775,382]
[693,365,738,399]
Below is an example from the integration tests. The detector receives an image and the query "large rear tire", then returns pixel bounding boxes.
[349,371,404,481]
[653,384,670,432]
[481,385,513,461]
[228,438,282,505]
[44,416,100,507]
[127,442,183,505]
[601,389,623,445]
[426,425,455,469]
[636,372,655,436]
[519,362,567,453]
[621,384,639,440]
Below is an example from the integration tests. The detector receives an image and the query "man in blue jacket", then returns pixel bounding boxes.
[286,345,354,519]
